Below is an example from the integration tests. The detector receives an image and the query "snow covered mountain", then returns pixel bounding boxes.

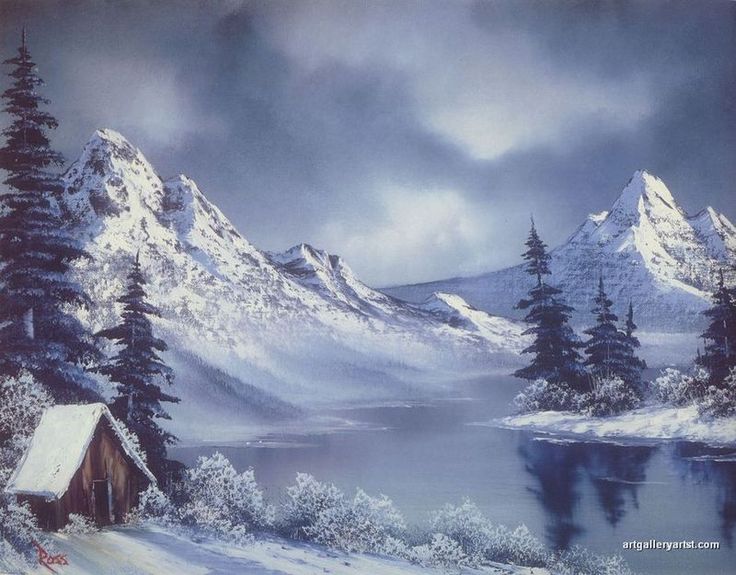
[58,129,524,430]
[385,170,735,331]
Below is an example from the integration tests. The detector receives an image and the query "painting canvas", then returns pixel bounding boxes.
[0,1,734,574]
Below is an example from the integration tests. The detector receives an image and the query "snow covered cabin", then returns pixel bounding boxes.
[5,403,156,530]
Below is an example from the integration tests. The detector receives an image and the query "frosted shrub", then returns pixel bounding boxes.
[576,376,640,417]
[305,488,406,554]
[430,499,547,567]
[549,545,634,575]
[651,368,705,406]
[699,368,736,419]
[430,499,488,563]
[410,533,469,570]
[60,513,98,534]
[0,371,52,455]
[180,452,273,540]
[132,485,175,523]
[489,524,548,567]
[514,379,574,413]
[0,498,38,552]
[0,373,51,559]
[280,473,345,540]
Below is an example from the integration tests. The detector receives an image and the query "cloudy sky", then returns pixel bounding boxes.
[0,0,734,286]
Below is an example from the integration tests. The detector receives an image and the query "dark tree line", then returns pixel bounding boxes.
[0,31,178,481]
[514,221,645,413]
[514,218,736,416]
[696,269,736,388]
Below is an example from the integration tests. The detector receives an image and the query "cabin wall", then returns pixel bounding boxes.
[23,419,151,530]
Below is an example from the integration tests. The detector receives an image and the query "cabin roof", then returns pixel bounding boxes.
[5,403,156,499]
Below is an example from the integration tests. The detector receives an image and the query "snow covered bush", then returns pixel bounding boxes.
[0,372,51,561]
[128,485,176,524]
[304,488,407,554]
[651,367,706,406]
[179,452,273,541]
[430,499,548,567]
[280,472,345,540]
[0,499,38,551]
[60,513,98,534]
[514,379,575,413]
[0,371,52,474]
[410,533,470,570]
[549,545,634,575]
[575,376,640,417]
[699,368,736,418]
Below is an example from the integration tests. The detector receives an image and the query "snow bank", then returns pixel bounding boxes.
[494,405,736,446]
[28,525,544,575]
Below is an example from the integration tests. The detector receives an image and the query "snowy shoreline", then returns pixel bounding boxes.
[19,524,544,575]
[489,405,736,447]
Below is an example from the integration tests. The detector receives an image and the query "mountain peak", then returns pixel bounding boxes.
[273,243,345,274]
[603,169,683,232]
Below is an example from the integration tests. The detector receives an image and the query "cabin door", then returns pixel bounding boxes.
[92,479,112,526]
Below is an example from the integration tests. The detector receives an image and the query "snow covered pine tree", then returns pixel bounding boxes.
[514,220,584,391]
[96,253,179,482]
[0,29,100,402]
[696,269,736,387]
[621,301,646,389]
[583,278,644,390]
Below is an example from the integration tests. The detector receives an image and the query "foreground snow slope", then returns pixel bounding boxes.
[28,525,543,575]
[59,130,525,423]
[385,171,735,332]
[495,405,736,446]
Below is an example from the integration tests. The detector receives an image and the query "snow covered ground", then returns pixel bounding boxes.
[23,525,543,575]
[494,405,736,446]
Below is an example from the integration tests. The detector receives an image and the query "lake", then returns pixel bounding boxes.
[170,375,736,575]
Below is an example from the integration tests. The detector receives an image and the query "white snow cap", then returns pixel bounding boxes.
[5,403,156,500]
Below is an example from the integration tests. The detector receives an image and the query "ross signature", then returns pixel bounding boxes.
[32,540,69,573]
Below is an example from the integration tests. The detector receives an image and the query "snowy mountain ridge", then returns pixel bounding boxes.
[58,129,525,431]
[385,170,735,331]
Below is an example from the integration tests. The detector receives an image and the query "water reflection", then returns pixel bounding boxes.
[519,435,655,549]
[586,445,654,527]
[671,443,736,546]
[519,438,586,549]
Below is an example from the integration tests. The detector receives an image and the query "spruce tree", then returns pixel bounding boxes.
[97,254,179,481]
[620,301,646,388]
[0,29,100,401]
[583,278,641,387]
[696,269,736,387]
[514,220,584,390]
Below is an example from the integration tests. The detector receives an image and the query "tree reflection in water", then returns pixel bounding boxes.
[519,435,655,549]
[672,443,736,547]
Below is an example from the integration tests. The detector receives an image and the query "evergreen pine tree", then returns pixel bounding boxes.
[696,269,736,387]
[97,254,179,481]
[0,29,100,401]
[583,278,641,387]
[620,301,646,388]
[514,220,584,390]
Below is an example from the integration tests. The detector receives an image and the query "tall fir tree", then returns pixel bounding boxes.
[696,269,736,387]
[583,278,643,389]
[0,29,100,401]
[97,254,179,481]
[620,301,646,387]
[514,220,585,389]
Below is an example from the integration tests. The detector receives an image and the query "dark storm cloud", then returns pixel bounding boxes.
[0,0,733,285]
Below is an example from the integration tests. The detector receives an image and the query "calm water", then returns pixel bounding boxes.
[170,376,736,575]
